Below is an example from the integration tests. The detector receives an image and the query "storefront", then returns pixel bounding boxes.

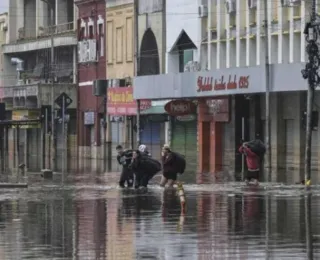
[12,109,41,171]
[107,87,152,161]
[133,63,313,175]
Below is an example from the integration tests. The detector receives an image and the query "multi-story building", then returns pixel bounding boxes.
[106,0,135,162]
[1,0,78,172]
[75,0,106,165]
[0,12,8,91]
[134,0,318,181]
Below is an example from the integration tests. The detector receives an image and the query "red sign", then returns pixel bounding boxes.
[164,100,197,116]
[197,75,249,92]
[107,87,151,115]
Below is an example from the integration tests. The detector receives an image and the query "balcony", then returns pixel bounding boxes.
[38,22,75,38]
[2,22,77,54]
[1,83,77,110]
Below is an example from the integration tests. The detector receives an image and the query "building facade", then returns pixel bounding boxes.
[106,0,135,159]
[75,0,106,163]
[133,0,318,182]
[0,12,8,90]
[1,0,78,172]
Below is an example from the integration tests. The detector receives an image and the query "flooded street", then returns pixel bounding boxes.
[0,172,319,259]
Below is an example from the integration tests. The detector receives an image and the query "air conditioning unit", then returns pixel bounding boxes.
[2,23,7,31]
[198,5,208,18]
[248,0,257,9]
[225,0,236,14]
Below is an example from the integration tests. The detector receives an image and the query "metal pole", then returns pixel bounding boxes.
[103,95,107,169]
[45,108,48,168]
[265,195,270,259]
[305,193,313,259]
[304,0,317,185]
[50,4,55,171]
[263,0,272,182]
[62,95,65,183]
[137,100,141,146]
[134,0,139,76]
[241,117,245,181]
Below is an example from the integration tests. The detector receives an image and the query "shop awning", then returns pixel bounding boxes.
[141,105,166,115]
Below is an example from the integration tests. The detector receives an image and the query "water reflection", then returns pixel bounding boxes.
[0,183,318,259]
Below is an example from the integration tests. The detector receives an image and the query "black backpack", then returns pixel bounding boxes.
[247,139,266,157]
[173,152,186,174]
[141,156,162,174]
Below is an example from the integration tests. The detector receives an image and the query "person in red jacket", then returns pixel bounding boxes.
[239,142,260,185]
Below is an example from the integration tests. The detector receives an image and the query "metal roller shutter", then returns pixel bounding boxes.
[111,121,124,171]
[141,121,161,159]
[285,119,294,169]
[171,118,198,173]
[27,128,41,171]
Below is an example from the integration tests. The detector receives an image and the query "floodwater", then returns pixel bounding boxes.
[0,171,319,259]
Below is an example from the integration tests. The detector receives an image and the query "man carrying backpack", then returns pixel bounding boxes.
[116,145,134,188]
[239,137,265,185]
[160,144,186,188]
[130,149,161,189]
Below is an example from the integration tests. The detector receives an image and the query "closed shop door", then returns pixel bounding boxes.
[285,119,294,169]
[56,122,64,172]
[27,128,41,171]
[171,118,198,173]
[111,121,124,171]
[141,121,161,159]
[18,129,26,166]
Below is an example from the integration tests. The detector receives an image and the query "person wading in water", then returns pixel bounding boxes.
[239,142,261,186]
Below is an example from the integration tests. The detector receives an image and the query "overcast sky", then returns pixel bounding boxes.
[0,0,8,14]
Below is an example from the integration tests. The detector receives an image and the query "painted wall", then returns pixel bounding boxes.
[166,0,201,73]
[106,3,134,79]
[76,0,106,148]
[137,0,165,73]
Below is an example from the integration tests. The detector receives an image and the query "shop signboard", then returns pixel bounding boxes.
[107,87,151,115]
[176,114,196,122]
[164,100,197,116]
[12,109,41,128]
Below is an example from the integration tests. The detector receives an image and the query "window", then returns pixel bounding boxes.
[89,25,94,39]
[107,21,113,64]
[98,23,104,57]
[79,27,85,40]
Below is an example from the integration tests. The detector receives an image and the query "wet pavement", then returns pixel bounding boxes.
[0,172,319,259]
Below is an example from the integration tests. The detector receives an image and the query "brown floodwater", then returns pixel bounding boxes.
[0,170,318,259]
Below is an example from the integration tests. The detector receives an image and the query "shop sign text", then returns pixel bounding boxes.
[197,75,249,92]
[164,100,197,116]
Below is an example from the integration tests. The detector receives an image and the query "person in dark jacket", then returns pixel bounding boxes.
[116,145,134,188]
[160,144,178,188]
[239,142,260,185]
[131,150,159,189]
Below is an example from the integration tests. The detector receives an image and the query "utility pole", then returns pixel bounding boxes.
[134,0,140,146]
[263,0,272,182]
[302,0,319,186]
[41,0,55,171]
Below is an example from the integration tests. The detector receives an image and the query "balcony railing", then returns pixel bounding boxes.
[39,22,75,37]
[17,22,75,41]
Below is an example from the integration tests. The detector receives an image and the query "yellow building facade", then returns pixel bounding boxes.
[106,2,135,150]
[106,3,134,79]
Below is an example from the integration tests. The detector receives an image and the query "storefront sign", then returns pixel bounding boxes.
[164,100,197,116]
[12,110,41,128]
[197,75,249,92]
[177,115,196,122]
[107,87,151,115]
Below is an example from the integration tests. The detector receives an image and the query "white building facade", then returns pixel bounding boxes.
[133,0,320,182]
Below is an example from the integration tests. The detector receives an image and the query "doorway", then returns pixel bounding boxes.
[234,95,251,174]
[200,121,211,172]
